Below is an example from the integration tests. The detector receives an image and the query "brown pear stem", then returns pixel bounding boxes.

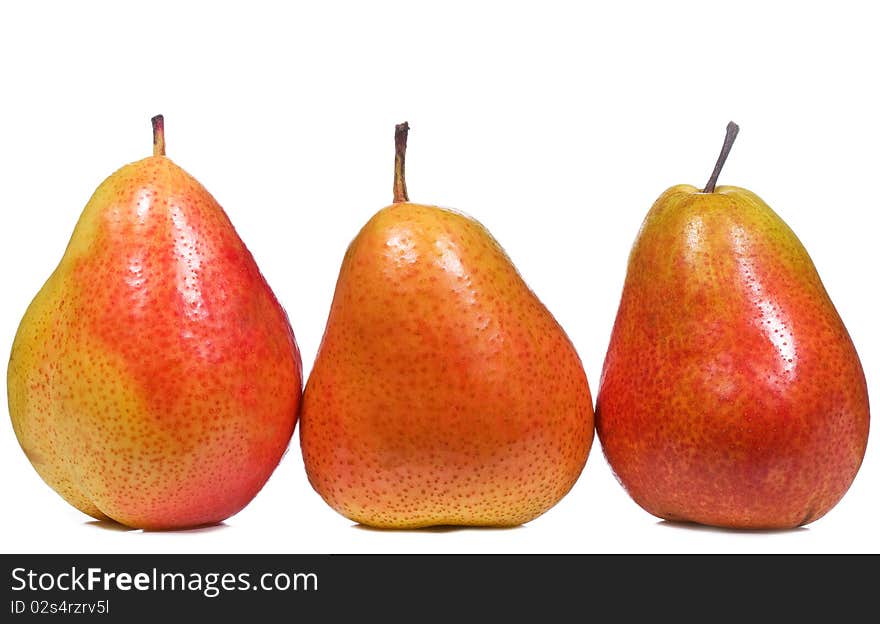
[151,114,166,157]
[703,121,739,193]
[393,122,409,203]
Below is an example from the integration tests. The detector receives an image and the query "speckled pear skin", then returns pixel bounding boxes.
[7,124,302,530]
[596,184,869,529]
[300,202,594,528]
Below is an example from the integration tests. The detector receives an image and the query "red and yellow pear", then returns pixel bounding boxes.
[596,122,869,528]
[7,116,302,529]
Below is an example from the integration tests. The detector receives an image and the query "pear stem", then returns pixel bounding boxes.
[393,122,409,203]
[703,121,739,193]
[151,114,166,157]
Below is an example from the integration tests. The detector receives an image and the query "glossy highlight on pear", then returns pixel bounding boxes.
[595,122,869,529]
[7,115,303,529]
[300,122,594,529]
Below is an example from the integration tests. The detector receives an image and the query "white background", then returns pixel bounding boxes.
[1,1,877,554]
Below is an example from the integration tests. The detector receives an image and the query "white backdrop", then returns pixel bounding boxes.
[1,1,877,554]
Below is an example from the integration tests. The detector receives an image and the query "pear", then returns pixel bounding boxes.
[300,123,593,528]
[596,122,869,529]
[7,116,302,529]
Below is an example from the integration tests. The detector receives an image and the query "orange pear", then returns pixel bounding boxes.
[300,123,593,528]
